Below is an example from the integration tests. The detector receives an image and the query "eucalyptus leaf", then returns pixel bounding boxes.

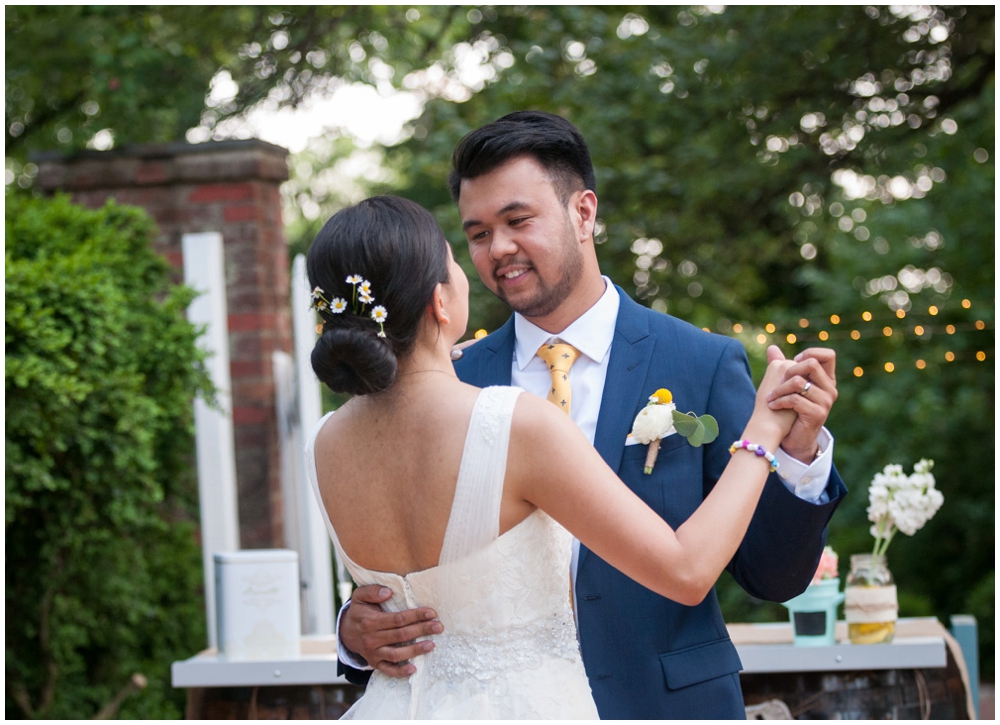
[698,415,719,444]
[672,410,699,437]
[688,421,707,447]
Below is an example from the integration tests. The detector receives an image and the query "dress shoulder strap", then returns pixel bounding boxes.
[438,386,523,566]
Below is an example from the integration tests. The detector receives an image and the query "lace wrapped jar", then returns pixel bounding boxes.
[844,554,897,644]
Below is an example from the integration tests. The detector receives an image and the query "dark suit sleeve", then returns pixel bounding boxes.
[337,659,373,686]
[702,339,846,602]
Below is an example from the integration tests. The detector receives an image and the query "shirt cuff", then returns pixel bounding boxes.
[336,600,374,671]
[774,427,834,504]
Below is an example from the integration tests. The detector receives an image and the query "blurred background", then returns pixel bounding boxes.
[6,5,993,719]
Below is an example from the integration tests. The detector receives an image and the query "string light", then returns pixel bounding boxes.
[712,297,993,377]
[474,328,488,340]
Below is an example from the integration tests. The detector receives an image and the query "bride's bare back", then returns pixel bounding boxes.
[312,375,535,575]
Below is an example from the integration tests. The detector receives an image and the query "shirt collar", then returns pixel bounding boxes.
[513,277,620,370]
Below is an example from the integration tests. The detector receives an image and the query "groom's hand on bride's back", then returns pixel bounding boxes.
[341,584,444,677]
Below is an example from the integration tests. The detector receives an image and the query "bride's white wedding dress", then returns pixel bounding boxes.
[306,385,599,719]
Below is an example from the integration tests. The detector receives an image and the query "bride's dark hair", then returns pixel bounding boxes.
[306,196,451,395]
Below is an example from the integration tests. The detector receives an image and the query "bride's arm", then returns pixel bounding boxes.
[506,355,797,607]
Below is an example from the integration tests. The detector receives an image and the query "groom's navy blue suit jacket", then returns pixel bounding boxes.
[453,287,847,719]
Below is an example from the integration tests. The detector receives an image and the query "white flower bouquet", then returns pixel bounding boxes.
[867,458,943,557]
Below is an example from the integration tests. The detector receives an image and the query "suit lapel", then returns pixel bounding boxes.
[580,289,656,570]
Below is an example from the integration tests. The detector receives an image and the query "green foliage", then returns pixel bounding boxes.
[5,195,212,718]
[5,6,481,186]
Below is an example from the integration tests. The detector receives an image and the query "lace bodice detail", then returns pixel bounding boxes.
[305,386,597,719]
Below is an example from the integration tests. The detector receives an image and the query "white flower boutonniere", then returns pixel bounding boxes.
[630,389,719,474]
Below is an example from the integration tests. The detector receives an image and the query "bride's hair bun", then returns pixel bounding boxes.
[306,196,451,396]
[311,322,397,396]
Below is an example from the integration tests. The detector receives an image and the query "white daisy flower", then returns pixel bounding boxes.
[360,291,374,304]
[359,280,372,295]
[346,274,363,285]
[330,297,348,313]
[371,306,388,338]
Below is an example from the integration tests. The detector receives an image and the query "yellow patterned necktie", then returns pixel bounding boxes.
[537,342,582,415]
[537,341,582,611]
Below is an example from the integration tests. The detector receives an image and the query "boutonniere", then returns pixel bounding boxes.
[630,389,719,474]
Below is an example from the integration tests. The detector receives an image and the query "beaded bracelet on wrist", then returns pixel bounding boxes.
[728,439,779,473]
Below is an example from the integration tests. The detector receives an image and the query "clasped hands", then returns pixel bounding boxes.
[342,345,838,676]
[763,345,838,463]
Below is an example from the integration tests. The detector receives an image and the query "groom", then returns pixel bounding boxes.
[337,111,847,718]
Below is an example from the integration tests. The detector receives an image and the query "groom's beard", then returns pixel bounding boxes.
[494,228,584,320]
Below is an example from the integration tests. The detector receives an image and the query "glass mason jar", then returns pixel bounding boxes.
[844,553,897,644]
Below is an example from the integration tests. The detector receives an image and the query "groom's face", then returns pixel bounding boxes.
[457,156,585,321]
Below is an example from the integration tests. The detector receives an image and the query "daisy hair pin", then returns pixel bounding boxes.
[311,274,388,338]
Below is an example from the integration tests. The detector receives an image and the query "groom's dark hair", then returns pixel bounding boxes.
[448,111,596,205]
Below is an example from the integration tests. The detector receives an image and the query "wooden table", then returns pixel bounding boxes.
[730,617,977,719]
[172,618,976,719]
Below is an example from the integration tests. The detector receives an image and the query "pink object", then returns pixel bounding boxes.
[812,547,839,585]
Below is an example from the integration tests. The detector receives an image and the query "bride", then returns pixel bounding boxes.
[304,195,797,719]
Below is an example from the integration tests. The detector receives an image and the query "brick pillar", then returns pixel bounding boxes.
[35,140,294,550]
